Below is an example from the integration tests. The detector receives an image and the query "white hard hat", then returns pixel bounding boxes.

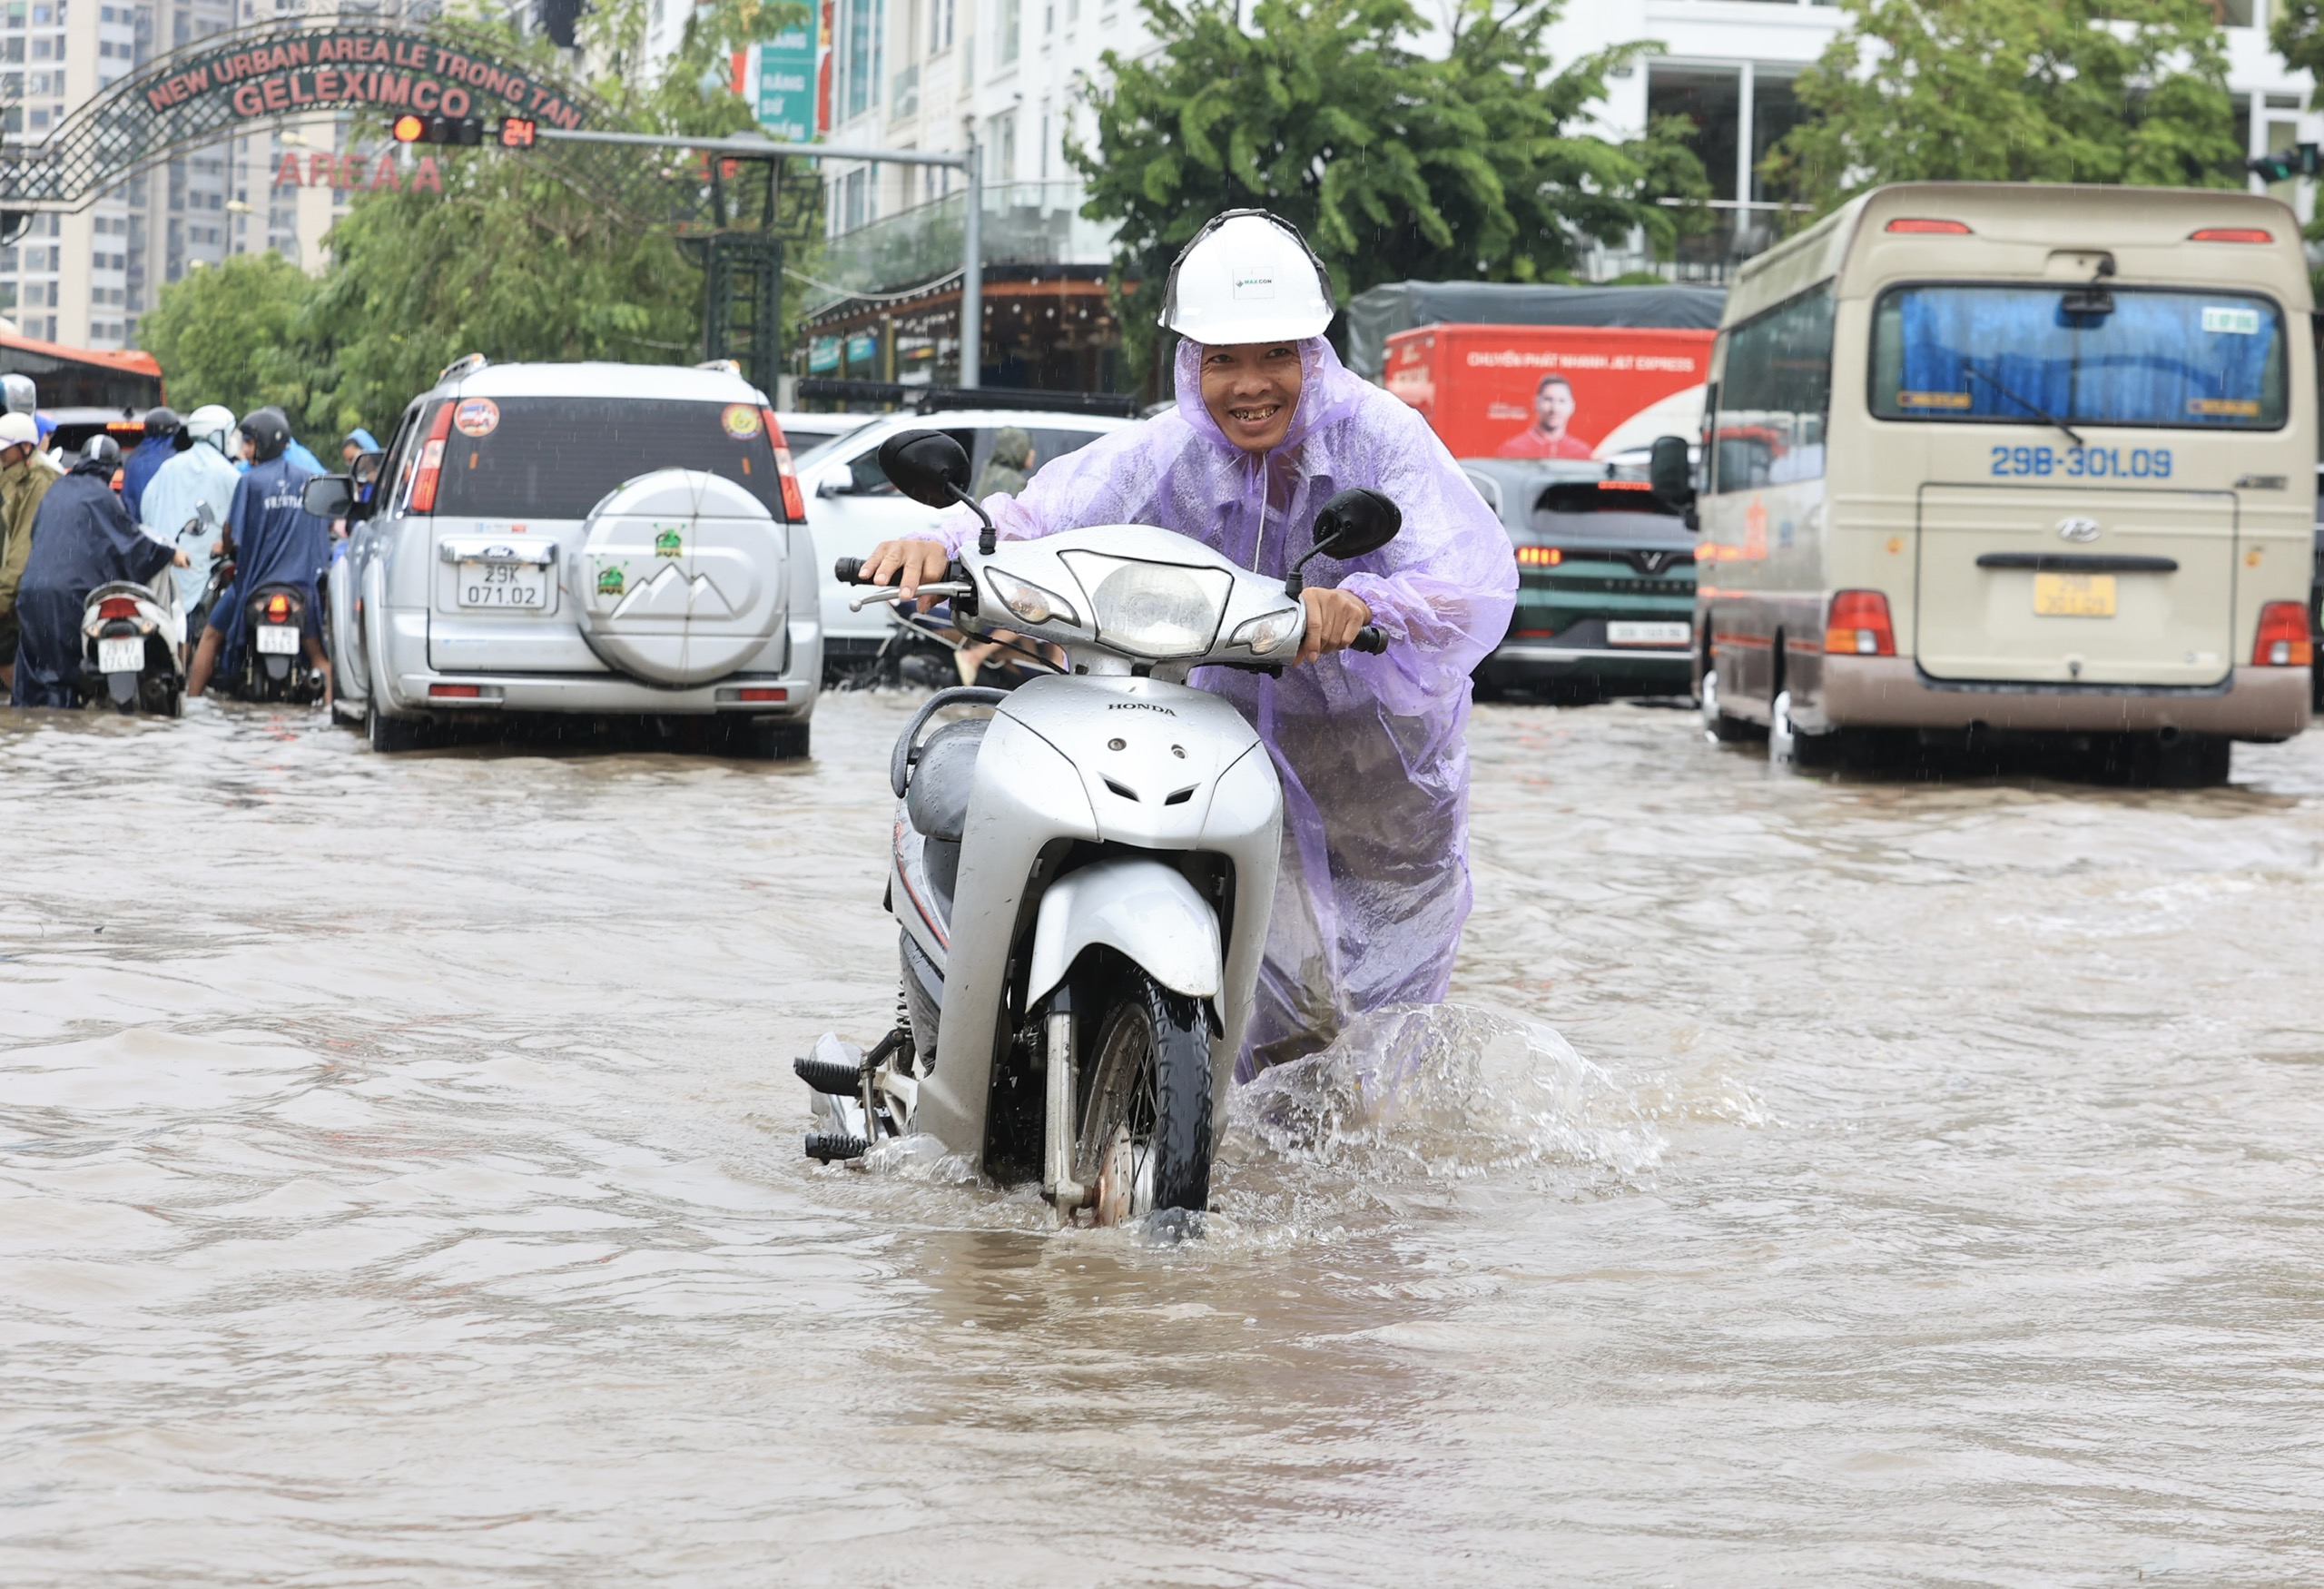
[0,411,36,447]
[183,403,236,440]
[1157,210,1334,345]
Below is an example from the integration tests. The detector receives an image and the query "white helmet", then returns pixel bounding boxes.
[1157,209,1334,345]
[0,411,36,448]
[184,404,237,449]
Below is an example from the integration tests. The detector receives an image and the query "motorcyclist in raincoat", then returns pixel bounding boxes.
[865,211,1518,1075]
[120,406,181,519]
[142,404,242,640]
[187,408,333,704]
[9,436,187,708]
[0,410,59,693]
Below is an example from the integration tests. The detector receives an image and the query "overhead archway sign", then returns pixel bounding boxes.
[1,19,598,209]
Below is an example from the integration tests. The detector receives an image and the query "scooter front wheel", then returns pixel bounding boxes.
[1077,972,1212,1225]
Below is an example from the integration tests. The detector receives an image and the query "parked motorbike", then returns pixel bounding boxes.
[236,583,325,705]
[795,429,1395,1227]
[78,577,185,716]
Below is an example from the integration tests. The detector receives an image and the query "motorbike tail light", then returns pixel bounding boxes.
[763,407,806,522]
[97,597,139,620]
[1825,589,1896,656]
[409,400,456,513]
[2253,601,2311,666]
[266,594,290,620]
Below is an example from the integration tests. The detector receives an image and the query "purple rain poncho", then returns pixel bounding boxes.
[921,338,1518,1077]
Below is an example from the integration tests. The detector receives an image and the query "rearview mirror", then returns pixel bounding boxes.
[1648,435,1695,508]
[877,429,972,509]
[1310,487,1403,560]
[302,474,355,519]
[351,449,385,487]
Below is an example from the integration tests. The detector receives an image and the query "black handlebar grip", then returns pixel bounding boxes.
[833,557,866,585]
[1352,625,1388,655]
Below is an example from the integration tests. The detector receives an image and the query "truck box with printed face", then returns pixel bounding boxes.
[1383,322,1717,462]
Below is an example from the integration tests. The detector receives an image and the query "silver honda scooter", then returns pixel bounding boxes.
[795,429,1399,1226]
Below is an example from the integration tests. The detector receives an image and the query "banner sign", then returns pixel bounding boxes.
[742,9,819,143]
[271,147,444,193]
[139,29,588,130]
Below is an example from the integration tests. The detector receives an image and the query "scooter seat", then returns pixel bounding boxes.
[906,717,987,844]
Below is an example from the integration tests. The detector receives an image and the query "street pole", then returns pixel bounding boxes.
[961,136,982,391]
[537,129,983,391]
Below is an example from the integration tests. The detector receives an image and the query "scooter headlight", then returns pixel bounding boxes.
[1229,606,1302,656]
[985,568,1078,627]
[1059,552,1232,659]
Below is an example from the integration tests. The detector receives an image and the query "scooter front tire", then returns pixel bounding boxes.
[1078,971,1213,1224]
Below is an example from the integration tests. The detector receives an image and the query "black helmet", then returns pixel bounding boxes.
[143,406,182,438]
[79,434,123,468]
[240,407,290,464]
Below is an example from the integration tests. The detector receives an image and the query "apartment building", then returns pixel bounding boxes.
[795,0,2316,393]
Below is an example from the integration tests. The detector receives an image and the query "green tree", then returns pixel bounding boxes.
[1764,0,2240,218]
[137,251,319,426]
[1072,0,1707,384]
[2267,1,2324,297]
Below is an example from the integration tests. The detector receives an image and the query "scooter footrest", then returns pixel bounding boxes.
[804,1131,870,1163]
[793,1054,866,1096]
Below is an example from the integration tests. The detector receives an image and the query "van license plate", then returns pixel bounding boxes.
[254,624,301,655]
[458,562,549,609]
[97,637,143,673]
[1608,620,1691,646]
[2033,573,2116,617]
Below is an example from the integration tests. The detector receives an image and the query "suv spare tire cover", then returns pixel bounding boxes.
[568,469,786,686]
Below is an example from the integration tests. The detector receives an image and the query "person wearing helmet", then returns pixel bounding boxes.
[9,436,188,707]
[140,404,242,636]
[120,406,182,518]
[0,410,59,691]
[187,406,332,704]
[862,209,1517,1077]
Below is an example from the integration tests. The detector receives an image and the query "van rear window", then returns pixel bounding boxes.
[1870,286,2288,431]
[428,397,788,520]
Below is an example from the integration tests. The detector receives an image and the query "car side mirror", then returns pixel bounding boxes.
[1286,487,1400,596]
[1648,434,1695,508]
[351,449,385,487]
[302,474,355,519]
[815,473,845,498]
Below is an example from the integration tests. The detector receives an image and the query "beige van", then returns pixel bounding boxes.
[1656,183,2314,782]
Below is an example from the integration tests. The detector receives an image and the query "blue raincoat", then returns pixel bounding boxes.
[208,455,330,674]
[10,460,175,708]
[141,441,242,617]
[120,434,176,519]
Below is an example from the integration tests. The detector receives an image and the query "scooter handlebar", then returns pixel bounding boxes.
[833,557,868,585]
[1351,625,1387,655]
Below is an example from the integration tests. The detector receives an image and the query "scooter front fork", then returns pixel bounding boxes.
[1042,995,1085,1213]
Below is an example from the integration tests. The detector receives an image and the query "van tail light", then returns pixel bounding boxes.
[409,400,456,514]
[763,407,806,522]
[96,596,140,620]
[2253,601,2312,666]
[1825,589,1896,656]
[2191,228,2273,243]
[1886,218,1970,234]
[266,593,290,620]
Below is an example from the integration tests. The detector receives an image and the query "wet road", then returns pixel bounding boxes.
[4,693,2321,1585]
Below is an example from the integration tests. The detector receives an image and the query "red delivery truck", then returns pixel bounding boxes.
[1383,322,1716,461]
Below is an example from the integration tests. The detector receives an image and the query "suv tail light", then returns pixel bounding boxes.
[1825,590,1896,656]
[96,596,139,620]
[409,400,456,513]
[2253,601,2311,666]
[762,406,806,522]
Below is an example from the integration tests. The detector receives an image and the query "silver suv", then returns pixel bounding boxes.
[320,357,821,755]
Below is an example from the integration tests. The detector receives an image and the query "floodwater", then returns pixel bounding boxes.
[4,692,2321,1585]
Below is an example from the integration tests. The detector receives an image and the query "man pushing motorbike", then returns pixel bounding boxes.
[10,436,187,708]
[187,407,332,706]
[863,211,1517,1075]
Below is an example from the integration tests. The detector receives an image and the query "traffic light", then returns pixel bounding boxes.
[2248,143,2319,183]
[499,116,537,149]
[390,114,486,146]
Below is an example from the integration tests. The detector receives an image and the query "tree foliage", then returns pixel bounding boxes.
[141,0,799,447]
[1072,0,1708,381]
[1763,0,2240,218]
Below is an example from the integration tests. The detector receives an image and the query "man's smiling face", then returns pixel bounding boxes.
[1199,342,1305,453]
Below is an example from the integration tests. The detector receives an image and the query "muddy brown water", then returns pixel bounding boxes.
[3,694,2320,1585]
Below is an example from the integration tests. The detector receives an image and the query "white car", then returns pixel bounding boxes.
[792,409,1136,680]
[319,357,822,755]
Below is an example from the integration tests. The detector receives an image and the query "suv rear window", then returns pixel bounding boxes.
[430,397,788,520]
[1530,480,1684,538]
